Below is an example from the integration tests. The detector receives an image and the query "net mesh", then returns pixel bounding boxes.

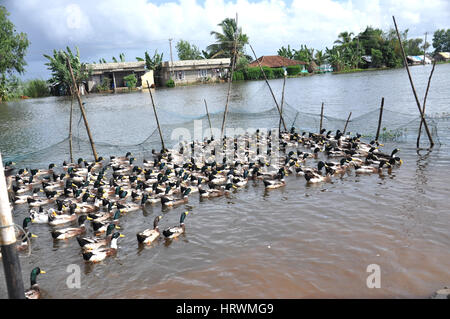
[2,92,444,169]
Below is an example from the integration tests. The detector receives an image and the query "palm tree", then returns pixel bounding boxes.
[43,46,91,94]
[314,50,325,67]
[207,17,249,67]
[278,45,294,59]
[334,31,354,45]
[325,46,345,72]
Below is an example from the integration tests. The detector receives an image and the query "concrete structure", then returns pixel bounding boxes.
[86,61,152,92]
[160,58,230,86]
[435,52,450,62]
[406,55,431,65]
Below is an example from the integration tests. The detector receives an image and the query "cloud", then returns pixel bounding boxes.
[3,0,449,79]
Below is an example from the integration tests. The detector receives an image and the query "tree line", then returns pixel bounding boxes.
[1,2,450,100]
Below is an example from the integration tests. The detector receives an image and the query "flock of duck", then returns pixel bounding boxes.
[3,127,402,298]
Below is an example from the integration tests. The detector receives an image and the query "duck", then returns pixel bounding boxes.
[51,215,92,240]
[82,232,125,263]
[136,215,163,245]
[163,211,189,239]
[304,171,331,184]
[354,160,387,174]
[17,217,34,238]
[48,204,77,226]
[263,170,286,189]
[199,186,225,198]
[36,163,56,176]
[25,267,46,299]
[92,211,121,234]
[27,196,55,208]
[77,223,117,251]
[160,188,191,207]
[3,160,16,175]
[29,206,51,224]
[16,231,38,252]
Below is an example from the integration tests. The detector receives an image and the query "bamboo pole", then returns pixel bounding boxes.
[343,111,352,135]
[146,81,166,151]
[279,71,287,132]
[392,16,434,148]
[204,99,213,138]
[319,102,324,133]
[249,44,287,131]
[375,97,385,142]
[417,60,436,148]
[68,87,74,163]
[66,56,99,161]
[221,13,239,139]
[0,152,25,299]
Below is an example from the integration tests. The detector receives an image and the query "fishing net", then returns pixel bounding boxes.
[2,87,444,169]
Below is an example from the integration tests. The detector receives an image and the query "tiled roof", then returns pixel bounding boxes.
[248,55,307,68]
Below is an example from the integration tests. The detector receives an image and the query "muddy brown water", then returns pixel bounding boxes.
[0,64,449,298]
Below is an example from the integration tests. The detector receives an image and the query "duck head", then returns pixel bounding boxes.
[317,161,326,171]
[78,215,91,226]
[153,215,163,229]
[30,267,46,286]
[180,211,189,225]
[23,217,33,229]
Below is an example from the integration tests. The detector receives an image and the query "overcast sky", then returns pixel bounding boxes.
[3,0,449,79]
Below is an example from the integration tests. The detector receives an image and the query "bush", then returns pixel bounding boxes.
[123,74,137,89]
[23,79,50,98]
[262,66,274,79]
[286,65,301,75]
[272,67,285,78]
[166,79,175,88]
[97,77,111,92]
[232,71,244,81]
[244,67,261,80]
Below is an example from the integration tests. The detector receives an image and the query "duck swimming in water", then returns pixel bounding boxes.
[82,232,125,263]
[136,215,163,245]
[51,215,92,240]
[163,211,189,239]
[25,267,46,299]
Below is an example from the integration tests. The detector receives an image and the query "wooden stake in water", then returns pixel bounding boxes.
[68,87,74,163]
[204,99,213,138]
[417,60,436,148]
[375,97,385,142]
[279,71,287,132]
[319,102,324,133]
[343,111,352,135]
[66,56,99,161]
[146,80,166,151]
[221,12,239,139]
[249,44,287,131]
[0,153,25,299]
[392,16,434,148]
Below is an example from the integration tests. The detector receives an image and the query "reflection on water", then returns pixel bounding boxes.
[0,65,450,299]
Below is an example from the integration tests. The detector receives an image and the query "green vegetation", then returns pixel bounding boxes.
[432,29,450,53]
[176,40,202,60]
[165,79,175,88]
[232,70,245,81]
[0,5,30,101]
[23,79,50,98]
[286,65,301,75]
[206,17,250,70]
[277,26,432,73]
[44,46,91,95]
[123,74,137,89]
[96,77,111,92]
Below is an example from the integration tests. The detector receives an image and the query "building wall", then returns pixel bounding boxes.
[161,67,228,85]
[141,71,155,89]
